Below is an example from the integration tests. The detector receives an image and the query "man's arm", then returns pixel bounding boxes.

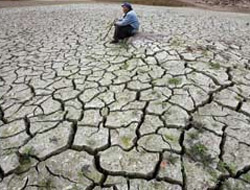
[115,13,133,26]
[113,17,123,26]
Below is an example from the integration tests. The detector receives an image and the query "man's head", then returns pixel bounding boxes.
[121,2,132,13]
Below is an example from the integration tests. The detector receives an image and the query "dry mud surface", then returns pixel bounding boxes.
[0,3,250,190]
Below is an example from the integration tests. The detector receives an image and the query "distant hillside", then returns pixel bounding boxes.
[178,0,250,12]
[199,0,250,5]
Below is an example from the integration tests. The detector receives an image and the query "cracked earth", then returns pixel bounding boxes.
[0,3,250,190]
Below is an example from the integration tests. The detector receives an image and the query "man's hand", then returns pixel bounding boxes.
[113,18,118,26]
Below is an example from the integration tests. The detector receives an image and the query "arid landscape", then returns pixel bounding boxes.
[0,1,250,190]
[0,0,250,12]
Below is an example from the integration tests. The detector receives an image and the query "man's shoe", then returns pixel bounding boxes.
[110,40,119,44]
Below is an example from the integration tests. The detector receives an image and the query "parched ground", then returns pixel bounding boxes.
[1,0,250,13]
[0,3,250,190]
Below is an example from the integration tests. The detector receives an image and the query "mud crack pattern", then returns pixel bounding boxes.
[0,3,250,190]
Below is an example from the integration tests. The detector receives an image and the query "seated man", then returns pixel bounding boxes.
[111,2,140,43]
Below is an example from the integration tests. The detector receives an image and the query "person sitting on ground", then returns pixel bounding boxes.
[111,2,140,43]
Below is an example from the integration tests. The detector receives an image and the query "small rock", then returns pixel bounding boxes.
[230,44,240,50]
[181,53,196,61]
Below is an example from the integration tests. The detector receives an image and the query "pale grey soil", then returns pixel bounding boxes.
[0,3,250,190]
